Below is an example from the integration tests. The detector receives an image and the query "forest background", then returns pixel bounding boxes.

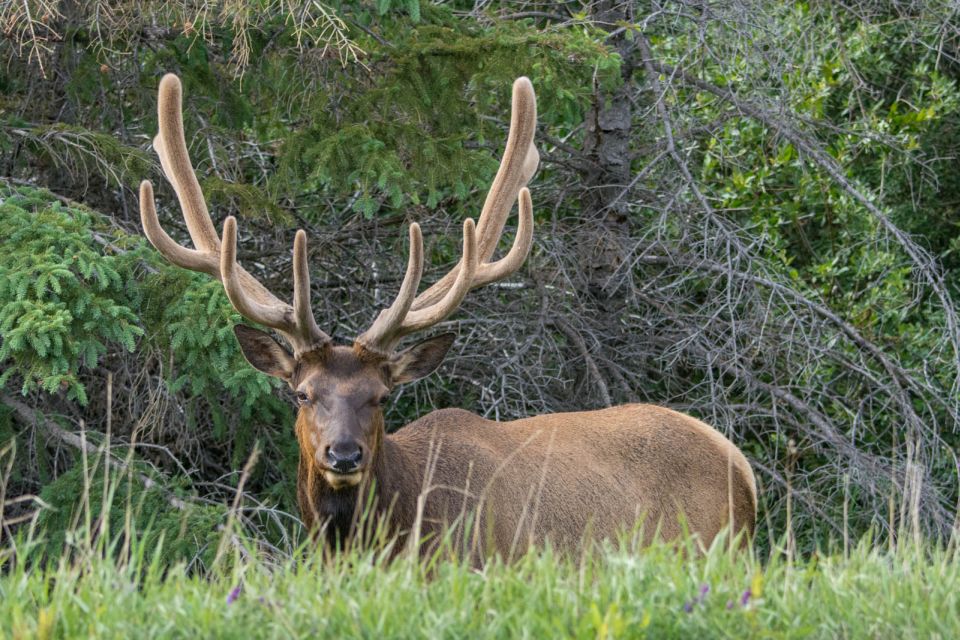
[1,0,959,564]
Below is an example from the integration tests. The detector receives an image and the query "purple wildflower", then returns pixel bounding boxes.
[227,584,242,605]
[726,600,735,610]
[739,588,752,607]
[684,583,711,613]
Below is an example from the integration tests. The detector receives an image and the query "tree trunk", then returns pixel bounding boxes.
[579,0,637,301]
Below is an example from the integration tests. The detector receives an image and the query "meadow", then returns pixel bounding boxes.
[1,452,955,640]
[3,525,957,639]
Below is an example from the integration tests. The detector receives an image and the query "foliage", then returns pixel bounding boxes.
[0,184,283,414]
[3,520,960,638]
[269,10,616,216]
[634,3,960,539]
[33,462,225,570]
[0,186,144,404]
[0,123,153,190]
[0,185,294,511]
[1,0,959,560]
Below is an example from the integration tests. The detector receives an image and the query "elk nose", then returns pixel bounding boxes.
[326,444,362,473]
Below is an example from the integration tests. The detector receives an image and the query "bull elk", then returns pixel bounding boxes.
[140,73,756,558]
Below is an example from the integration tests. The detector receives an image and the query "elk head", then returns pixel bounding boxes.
[140,74,538,491]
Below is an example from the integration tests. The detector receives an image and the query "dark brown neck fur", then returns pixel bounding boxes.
[295,412,416,550]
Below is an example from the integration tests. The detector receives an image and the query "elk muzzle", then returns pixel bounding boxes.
[326,443,363,473]
[321,441,365,489]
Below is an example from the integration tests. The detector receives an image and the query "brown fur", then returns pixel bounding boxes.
[286,343,757,560]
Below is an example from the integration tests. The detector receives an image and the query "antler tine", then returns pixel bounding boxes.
[293,230,326,345]
[473,187,532,287]
[357,219,477,354]
[221,216,294,328]
[355,224,425,352]
[400,218,478,333]
[140,73,330,356]
[155,74,220,254]
[474,77,538,261]
[220,218,329,355]
[140,180,219,276]
[410,76,538,312]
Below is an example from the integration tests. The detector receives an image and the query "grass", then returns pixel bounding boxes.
[1,527,958,639]
[1,439,953,638]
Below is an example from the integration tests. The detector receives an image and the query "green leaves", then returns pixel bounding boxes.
[0,122,152,189]
[0,188,144,404]
[266,15,613,222]
[157,274,284,421]
[375,0,420,22]
[0,185,285,428]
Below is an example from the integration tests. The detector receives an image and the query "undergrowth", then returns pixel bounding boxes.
[1,448,956,639]
[2,523,956,638]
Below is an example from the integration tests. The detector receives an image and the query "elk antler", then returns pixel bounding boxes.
[356,77,538,355]
[139,74,329,357]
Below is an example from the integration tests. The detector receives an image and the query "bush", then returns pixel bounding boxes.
[0,185,298,549]
[0,186,144,404]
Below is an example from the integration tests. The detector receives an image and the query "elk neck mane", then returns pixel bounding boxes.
[293,383,414,549]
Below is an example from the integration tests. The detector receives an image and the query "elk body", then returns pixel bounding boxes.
[141,74,757,559]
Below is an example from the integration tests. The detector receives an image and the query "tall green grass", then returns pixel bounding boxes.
[2,440,956,638]
[2,530,958,638]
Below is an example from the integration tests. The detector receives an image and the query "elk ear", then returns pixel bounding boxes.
[388,333,455,385]
[233,325,296,380]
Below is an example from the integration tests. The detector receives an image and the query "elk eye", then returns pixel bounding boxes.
[295,391,309,405]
